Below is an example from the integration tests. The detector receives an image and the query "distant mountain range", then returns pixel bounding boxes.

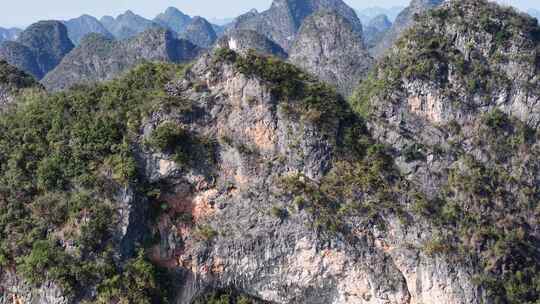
[0,7,220,84]
[42,29,201,91]
[0,1,538,92]
[356,6,405,23]
[0,21,74,79]
[228,0,363,51]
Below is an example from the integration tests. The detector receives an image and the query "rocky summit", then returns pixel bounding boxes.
[229,0,363,51]
[180,17,218,49]
[42,28,201,91]
[0,21,74,79]
[153,7,193,34]
[100,10,160,40]
[289,10,374,96]
[372,0,444,57]
[63,14,114,45]
[0,0,540,303]
[352,0,540,302]
[215,29,288,58]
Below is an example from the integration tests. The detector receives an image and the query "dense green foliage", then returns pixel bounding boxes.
[147,121,217,169]
[0,62,187,301]
[0,60,38,90]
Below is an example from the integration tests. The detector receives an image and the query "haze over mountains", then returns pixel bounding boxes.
[0,0,540,303]
[0,0,537,92]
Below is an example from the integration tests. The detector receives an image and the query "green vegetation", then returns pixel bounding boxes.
[277,126,403,233]
[270,206,289,220]
[96,250,171,304]
[147,121,216,168]
[477,109,536,162]
[0,62,187,301]
[195,224,218,242]
[349,68,400,119]
[412,120,540,304]
[0,60,38,90]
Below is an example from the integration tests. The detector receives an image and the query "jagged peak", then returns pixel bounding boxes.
[123,10,136,17]
[368,14,392,28]
[355,0,540,127]
[164,6,186,15]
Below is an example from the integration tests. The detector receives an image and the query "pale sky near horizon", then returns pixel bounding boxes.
[0,0,537,28]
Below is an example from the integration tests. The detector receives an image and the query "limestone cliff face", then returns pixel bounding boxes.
[372,0,444,58]
[215,29,288,58]
[229,0,363,51]
[63,15,113,45]
[41,29,201,91]
[180,17,218,48]
[289,10,374,96]
[1,1,539,303]
[134,49,483,304]
[154,7,193,34]
[0,47,484,304]
[364,14,392,51]
[0,21,74,79]
[353,0,540,302]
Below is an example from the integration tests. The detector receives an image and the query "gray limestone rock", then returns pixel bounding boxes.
[289,10,374,96]
[228,0,363,51]
[41,28,201,91]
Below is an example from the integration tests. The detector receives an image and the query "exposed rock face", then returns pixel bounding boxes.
[0,271,67,304]
[181,17,218,48]
[41,29,201,91]
[0,41,41,79]
[132,49,482,304]
[63,14,113,45]
[2,1,540,303]
[215,29,288,58]
[0,21,74,79]
[100,10,160,39]
[289,10,373,96]
[364,14,392,51]
[153,7,192,34]
[353,0,540,302]
[0,60,38,109]
[0,27,22,43]
[16,21,75,76]
[229,0,363,50]
[372,0,444,58]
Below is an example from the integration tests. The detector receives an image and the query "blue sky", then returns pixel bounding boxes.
[0,0,537,28]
